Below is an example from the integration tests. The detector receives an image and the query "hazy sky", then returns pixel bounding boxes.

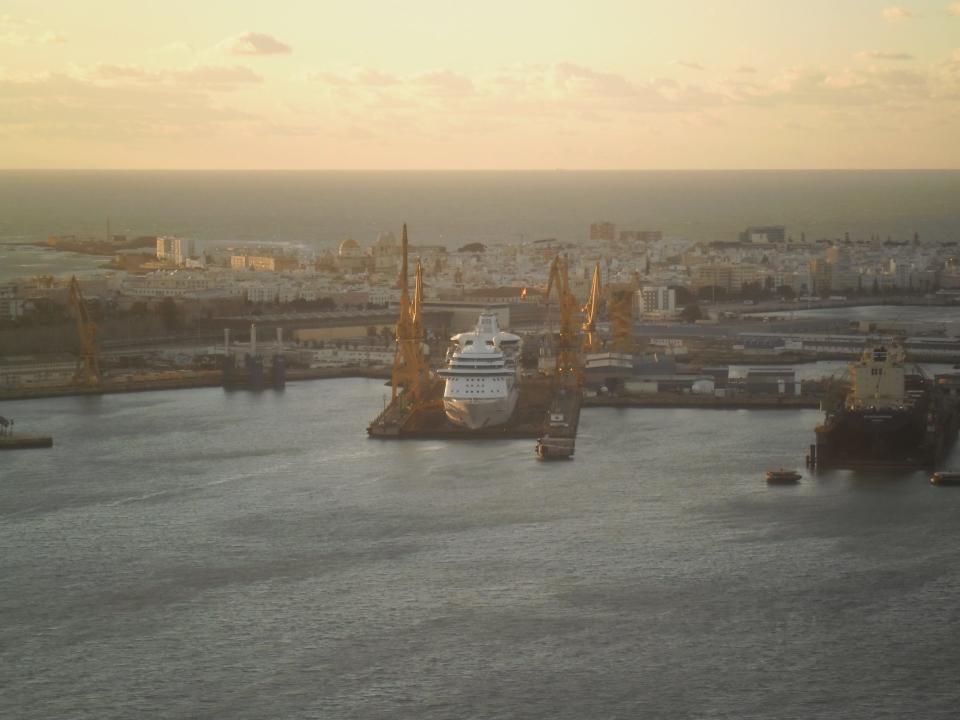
[2,1,959,169]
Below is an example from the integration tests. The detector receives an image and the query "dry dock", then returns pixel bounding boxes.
[368,375,576,439]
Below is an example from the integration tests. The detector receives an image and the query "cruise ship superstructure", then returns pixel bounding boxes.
[438,312,522,430]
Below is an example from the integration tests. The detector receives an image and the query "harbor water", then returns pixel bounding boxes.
[2,379,960,718]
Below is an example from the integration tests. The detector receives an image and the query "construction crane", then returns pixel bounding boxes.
[544,254,582,381]
[390,224,431,406]
[68,275,101,386]
[581,262,603,354]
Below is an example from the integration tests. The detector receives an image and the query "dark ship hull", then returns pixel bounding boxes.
[222,354,286,390]
[813,376,960,470]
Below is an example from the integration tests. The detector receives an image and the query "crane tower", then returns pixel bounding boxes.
[68,275,102,386]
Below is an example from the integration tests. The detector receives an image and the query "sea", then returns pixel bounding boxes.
[2,170,960,283]
[3,379,960,718]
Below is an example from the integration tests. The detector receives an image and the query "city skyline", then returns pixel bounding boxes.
[2,0,960,169]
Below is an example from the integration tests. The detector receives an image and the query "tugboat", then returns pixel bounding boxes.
[766,468,802,484]
[536,436,575,460]
[930,471,960,486]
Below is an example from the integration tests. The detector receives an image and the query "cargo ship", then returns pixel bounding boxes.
[811,345,960,470]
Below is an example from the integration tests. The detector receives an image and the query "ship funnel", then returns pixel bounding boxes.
[250,323,257,357]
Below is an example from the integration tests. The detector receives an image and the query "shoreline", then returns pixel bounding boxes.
[0,366,392,402]
[584,393,821,410]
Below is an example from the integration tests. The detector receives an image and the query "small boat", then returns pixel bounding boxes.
[536,436,574,460]
[930,471,960,486]
[766,468,801,484]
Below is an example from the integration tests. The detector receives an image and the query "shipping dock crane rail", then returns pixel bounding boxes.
[68,275,101,387]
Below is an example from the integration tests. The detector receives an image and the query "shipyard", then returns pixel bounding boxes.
[5,216,960,473]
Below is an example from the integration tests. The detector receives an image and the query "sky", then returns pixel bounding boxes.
[1,0,959,169]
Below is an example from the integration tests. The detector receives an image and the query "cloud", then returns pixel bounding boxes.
[308,67,398,87]
[174,65,262,86]
[0,14,67,45]
[949,3,960,17]
[224,31,291,56]
[740,62,933,107]
[859,51,915,60]
[308,61,729,121]
[159,40,196,55]
[734,65,757,74]
[84,63,262,89]
[675,60,706,71]
[882,7,918,22]
[0,71,257,140]
[412,70,474,97]
[7,51,960,166]
[554,62,634,96]
[354,68,398,86]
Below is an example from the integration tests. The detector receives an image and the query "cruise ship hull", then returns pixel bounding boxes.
[444,390,519,430]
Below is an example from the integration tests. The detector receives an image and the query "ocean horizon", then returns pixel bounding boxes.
[2,169,959,281]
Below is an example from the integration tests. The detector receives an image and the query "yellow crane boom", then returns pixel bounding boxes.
[544,255,582,381]
[68,275,101,386]
[391,224,430,405]
[581,262,603,354]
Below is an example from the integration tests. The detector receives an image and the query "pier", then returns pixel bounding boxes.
[0,435,53,450]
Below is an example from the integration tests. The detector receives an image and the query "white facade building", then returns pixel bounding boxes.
[156,236,197,266]
[635,286,677,316]
[0,284,26,321]
[121,271,213,298]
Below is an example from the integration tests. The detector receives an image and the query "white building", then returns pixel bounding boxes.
[635,286,677,317]
[156,236,197,266]
[0,284,26,321]
[156,237,174,261]
[121,271,213,298]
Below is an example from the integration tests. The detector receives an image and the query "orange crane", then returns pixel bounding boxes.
[544,254,582,380]
[581,262,603,354]
[68,275,101,386]
[581,263,638,354]
[390,224,431,406]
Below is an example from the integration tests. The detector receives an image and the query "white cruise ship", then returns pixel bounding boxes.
[437,312,522,429]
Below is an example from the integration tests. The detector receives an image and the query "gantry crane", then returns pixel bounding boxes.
[544,254,582,381]
[68,275,101,386]
[390,224,431,406]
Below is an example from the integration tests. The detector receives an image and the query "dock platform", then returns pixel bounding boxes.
[535,384,582,459]
[368,376,567,440]
[0,435,53,450]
